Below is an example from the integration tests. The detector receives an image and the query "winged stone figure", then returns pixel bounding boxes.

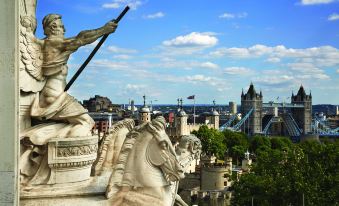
[19,0,118,185]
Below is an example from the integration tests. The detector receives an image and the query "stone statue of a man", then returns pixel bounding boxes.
[22,14,117,144]
[20,13,117,185]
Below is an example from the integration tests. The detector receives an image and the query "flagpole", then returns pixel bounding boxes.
[193,97,196,125]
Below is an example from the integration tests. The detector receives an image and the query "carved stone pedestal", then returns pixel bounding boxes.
[20,135,104,203]
[47,136,98,184]
[20,171,113,205]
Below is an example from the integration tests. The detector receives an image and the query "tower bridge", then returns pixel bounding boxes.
[220,83,339,141]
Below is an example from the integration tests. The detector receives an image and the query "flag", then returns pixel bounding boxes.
[169,112,174,123]
[187,95,195,100]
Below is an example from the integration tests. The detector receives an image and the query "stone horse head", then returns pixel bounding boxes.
[176,134,202,167]
[171,135,202,206]
[106,116,185,206]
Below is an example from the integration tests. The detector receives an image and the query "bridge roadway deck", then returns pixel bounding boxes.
[263,102,304,108]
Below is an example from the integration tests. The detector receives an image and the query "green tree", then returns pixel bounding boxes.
[192,125,226,159]
[249,135,271,153]
[223,129,248,149]
[222,129,249,165]
[232,140,339,206]
[270,136,292,151]
[230,145,246,165]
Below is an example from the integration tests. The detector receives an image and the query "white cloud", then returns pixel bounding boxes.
[157,46,205,56]
[300,0,338,5]
[288,62,321,73]
[266,57,281,63]
[328,13,339,21]
[186,75,212,82]
[160,57,175,62]
[126,84,146,90]
[184,75,230,91]
[219,12,248,19]
[261,69,285,75]
[337,69,339,73]
[288,63,330,79]
[254,64,330,91]
[90,57,218,72]
[254,75,295,86]
[113,54,132,59]
[102,3,120,9]
[107,45,138,54]
[210,45,339,67]
[223,67,253,75]
[119,84,149,97]
[159,32,218,56]
[102,0,143,10]
[155,60,219,70]
[162,32,218,47]
[297,73,330,80]
[90,59,129,70]
[200,62,219,69]
[210,47,250,58]
[143,12,165,19]
[219,13,235,19]
[249,44,273,56]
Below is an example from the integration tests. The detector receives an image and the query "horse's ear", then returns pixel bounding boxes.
[146,139,166,166]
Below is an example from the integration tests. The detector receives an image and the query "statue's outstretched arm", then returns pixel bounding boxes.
[65,21,117,51]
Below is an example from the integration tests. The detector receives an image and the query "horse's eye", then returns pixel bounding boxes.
[159,141,167,150]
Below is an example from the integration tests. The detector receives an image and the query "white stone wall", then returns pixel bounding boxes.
[0,0,20,204]
[186,123,217,133]
[201,166,228,191]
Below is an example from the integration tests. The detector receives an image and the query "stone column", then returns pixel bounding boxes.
[0,0,20,205]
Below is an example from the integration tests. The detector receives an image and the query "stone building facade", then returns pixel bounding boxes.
[167,108,220,141]
[83,95,120,112]
[229,101,237,114]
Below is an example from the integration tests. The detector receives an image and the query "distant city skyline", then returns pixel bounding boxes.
[37,0,339,104]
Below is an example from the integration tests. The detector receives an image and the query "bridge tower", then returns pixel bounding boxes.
[291,85,312,134]
[241,83,263,135]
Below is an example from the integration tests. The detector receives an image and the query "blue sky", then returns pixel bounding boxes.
[37,0,339,105]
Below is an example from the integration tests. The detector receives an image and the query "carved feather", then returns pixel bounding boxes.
[20,15,45,92]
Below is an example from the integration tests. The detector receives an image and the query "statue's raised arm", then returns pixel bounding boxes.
[64,21,117,52]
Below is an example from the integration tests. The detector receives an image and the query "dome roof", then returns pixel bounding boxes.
[211,110,219,116]
[176,109,187,117]
[140,106,150,113]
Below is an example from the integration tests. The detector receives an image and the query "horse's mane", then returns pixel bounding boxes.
[92,118,135,175]
[106,116,166,198]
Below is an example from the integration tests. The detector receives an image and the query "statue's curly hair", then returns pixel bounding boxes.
[42,14,65,36]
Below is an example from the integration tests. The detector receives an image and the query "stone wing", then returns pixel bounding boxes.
[19,16,45,93]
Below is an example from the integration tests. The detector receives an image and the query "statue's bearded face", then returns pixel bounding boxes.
[45,19,65,37]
